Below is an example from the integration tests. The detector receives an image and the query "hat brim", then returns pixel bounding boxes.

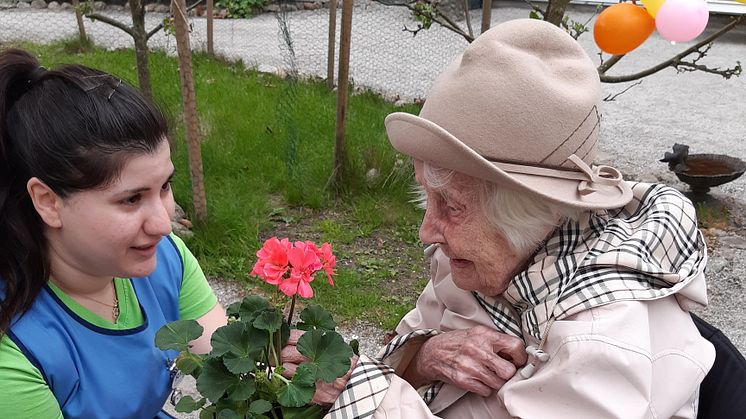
[385,112,632,210]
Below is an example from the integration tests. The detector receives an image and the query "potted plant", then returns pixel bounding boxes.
[156,238,356,419]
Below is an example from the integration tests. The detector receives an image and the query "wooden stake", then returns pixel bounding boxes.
[172,0,208,221]
[326,0,338,89]
[331,0,353,190]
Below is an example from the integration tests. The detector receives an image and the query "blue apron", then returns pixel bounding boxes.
[3,235,183,419]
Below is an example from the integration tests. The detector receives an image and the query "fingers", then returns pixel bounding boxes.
[281,344,308,364]
[489,336,528,367]
[311,356,357,406]
[281,362,297,379]
[414,327,526,395]
[286,328,304,345]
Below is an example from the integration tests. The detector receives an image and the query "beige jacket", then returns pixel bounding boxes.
[380,246,715,419]
[326,184,715,419]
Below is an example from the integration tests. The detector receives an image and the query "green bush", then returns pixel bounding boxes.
[216,0,268,18]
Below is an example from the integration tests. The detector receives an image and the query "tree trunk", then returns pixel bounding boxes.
[480,0,492,34]
[207,0,214,56]
[129,0,153,99]
[544,0,570,26]
[71,0,88,42]
[172,0,208,221]
[331,0,353,191]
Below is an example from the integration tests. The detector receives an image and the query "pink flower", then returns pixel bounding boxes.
[279,242,322,298]
[318,242,336,285]
[250,237,337,299]
[250,237,291,285]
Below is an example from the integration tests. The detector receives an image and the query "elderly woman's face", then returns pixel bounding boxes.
[415,161,529,296]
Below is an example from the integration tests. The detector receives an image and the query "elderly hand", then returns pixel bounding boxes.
[403,326,527,397]
[280,329,358,406]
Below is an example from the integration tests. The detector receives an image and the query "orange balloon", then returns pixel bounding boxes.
[593,3,656,55]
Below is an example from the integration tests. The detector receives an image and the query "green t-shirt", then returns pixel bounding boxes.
[0,233,218,419]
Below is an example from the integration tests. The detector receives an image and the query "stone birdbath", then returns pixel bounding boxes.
[661,144,746,197]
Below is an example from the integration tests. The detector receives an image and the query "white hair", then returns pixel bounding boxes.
[414,162,583,254]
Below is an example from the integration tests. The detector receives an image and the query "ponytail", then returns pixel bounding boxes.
[0,49,49,335]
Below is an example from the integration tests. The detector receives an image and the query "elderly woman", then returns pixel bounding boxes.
[284,18,717,418]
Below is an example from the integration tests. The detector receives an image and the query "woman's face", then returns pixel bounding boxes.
[415,160,530,296]
[46,140,175,283]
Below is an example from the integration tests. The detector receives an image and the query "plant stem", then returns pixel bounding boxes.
[269,330,281,371]
[287,293,297,325]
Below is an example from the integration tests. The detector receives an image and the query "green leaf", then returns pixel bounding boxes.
[238,295,270,321]
[349,339,360,356]
[297,305,336,331]
[176,352,204,376]
[254,310,283,333]
[223,352,257,375]
[249,399,273,414]
[227,377,257,401]
[174,395,206,413]
[211,322,250,357]
[297,330,353,383]
[155,320,204,352]
[196,358,241,402]
[210,322,264,374]
[226,300,242,318]
[277,364,316,407]
[529,10,540,19]
[281,403,325,419]
[199,405,217,419]
[217,409,242,419]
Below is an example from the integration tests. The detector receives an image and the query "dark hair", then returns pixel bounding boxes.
[0,48,169,334]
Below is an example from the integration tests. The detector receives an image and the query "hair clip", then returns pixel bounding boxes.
[107,78,122,101]
[80,75,122,101]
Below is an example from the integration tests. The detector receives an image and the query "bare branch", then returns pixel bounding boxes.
[600,14,745,83]
[147,0,205,40]
[597,54,624,74]
[435,6,474,42]
[521,0,545,17]
[603,80,643,101]
[375,0,474,42]
[674,60,742,79]
[86,12,135,36]
[462,0,474,39]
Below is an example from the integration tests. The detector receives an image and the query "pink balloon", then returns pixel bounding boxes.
[655,0,710,42]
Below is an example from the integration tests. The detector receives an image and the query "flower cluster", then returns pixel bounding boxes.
[250,237,336,299]
[156,237,351,419]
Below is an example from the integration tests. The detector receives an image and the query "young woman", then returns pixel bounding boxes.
[0,48,226,418]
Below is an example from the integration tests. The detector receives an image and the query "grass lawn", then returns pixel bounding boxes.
[14,41,428,330]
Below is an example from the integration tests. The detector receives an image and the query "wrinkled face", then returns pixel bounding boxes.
[415,160,530,296]
[47,140,175,282]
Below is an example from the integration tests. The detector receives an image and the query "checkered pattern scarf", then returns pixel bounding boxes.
[325,183,707,418]
[484,182,707,342]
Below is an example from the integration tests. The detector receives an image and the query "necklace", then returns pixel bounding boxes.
[53,280,120,321]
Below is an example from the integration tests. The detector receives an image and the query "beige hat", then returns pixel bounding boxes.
[385,19,632,209]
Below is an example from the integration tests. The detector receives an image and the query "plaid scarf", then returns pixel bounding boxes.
[327,183,707,418]
[481,182,707,342]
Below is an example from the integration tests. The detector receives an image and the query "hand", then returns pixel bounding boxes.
[281,329,358,406]
[404,326,527,397]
